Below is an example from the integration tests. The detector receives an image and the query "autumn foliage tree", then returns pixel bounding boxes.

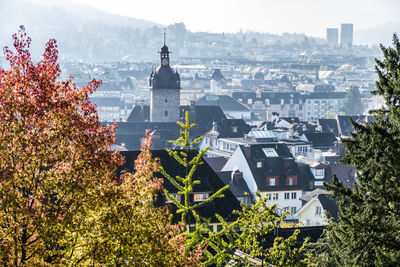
[0,26,195,266]
[78,133,201,266]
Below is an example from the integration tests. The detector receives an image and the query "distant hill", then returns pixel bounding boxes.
[355,23,400,46]
[0,0,161,61]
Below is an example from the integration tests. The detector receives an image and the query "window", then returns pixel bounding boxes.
[315,206,322,216]
[194,193,209,202]
[257,161,262,168]
[267,176,278,186]
[232,126,238,133]
[272,193,279,200]
[315,168,324,176]
[164,111,168,116]
[265,193,272,200]
[165,98,168,103]
[284,192,290,200]
[165,193,181,203]
[269,178,275,186]
[286,176,297,186]
[291,192,297,199]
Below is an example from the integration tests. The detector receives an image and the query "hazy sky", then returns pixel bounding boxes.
[33,0,400,37]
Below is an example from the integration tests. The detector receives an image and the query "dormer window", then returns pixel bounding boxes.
[286,176,297,185]
[257,161,262,168]
[267,176,279,186]
[194,193,209,202]
[315,169,324,176]
[310,163,326,179]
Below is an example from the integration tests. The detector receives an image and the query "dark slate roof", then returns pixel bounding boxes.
[195,95,250,112]
[180,105,227,136]
[288,122,318,136]
[149,65,181,89]
[318,194,338,220]
[112,122,180,150]
[239,143,310,192]
[210,69,225,80]
[261,226,325,249]
[126,105,150,122]
[231,91,257,103]
[216,171,251,199]
[337,115,375,136]
[297,163,332,190]
[211,119,251,139]
[204,157,228,172]
[318,118,339,136]
[119,150,241,223]
[324,156,356,188]
[303,132,337,149]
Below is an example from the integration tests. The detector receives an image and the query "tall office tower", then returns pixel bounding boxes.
[340,24,353,48]
[326,28,339,46]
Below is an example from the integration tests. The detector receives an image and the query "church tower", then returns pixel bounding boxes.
[149,31,181,122]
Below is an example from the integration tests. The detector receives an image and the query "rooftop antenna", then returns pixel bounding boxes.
[164,28,166,46]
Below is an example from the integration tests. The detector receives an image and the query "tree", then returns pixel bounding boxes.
[0,26,197,266]
[161,112,309,266]
[205,194,310,266]
[343,85,364,115]
[311,34,400,266]
[76,133,201,266]
[0,25,122,265]
[159,111,229,252]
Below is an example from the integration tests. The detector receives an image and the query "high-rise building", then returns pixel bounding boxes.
[326,28,338,46]
[340,24,353,48]
[149,32,181,122]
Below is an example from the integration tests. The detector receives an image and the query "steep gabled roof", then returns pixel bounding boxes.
[337,115,375,136]
[238,143,310,192]
[119,150,241,223]
[318,194,338,220]
[318,118,339,136]
[302,132,337,149]
[195,95,250,112]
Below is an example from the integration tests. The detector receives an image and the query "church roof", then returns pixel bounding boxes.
[150,66,180,89]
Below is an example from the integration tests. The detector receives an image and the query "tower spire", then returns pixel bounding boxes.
[163,28,166,46]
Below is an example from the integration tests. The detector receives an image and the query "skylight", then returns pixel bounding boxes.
[262,147,279,157]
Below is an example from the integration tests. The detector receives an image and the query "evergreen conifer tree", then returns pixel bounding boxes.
[311,34,400,266]
[343,85,364,115]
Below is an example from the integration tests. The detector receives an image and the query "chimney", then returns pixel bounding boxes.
[231,170,243,186]
[243,144,251,158]
[212,121,218,131]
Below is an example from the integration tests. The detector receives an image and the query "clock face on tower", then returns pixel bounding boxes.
[162,58,169,66]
